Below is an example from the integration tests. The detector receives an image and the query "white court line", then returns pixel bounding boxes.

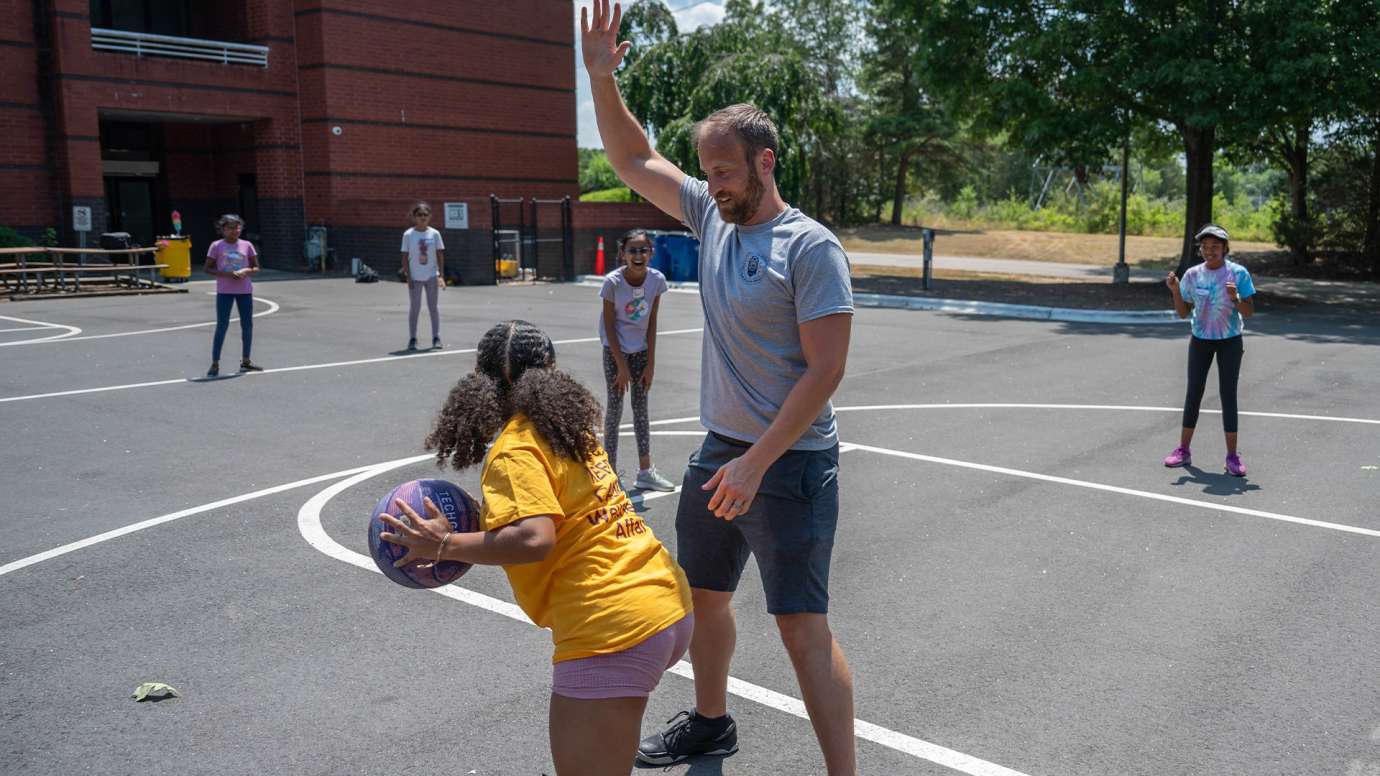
[296,452,1029,776]
[623,403,1380,432]
[0,327,705,404]
[833,402,1380,426]
[34,294,281,344]
[848,442,1380,539]
[0,459,419,579]
[0,294,278,347]
[0,314,81,345]
[0,325,57,333]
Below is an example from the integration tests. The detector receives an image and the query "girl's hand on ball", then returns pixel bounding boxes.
[378,497,449,567]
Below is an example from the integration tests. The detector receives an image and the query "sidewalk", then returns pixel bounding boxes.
[849,250,1164,281]
[849,250,1380,309]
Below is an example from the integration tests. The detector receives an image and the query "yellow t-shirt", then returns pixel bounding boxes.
[480,414,692,663]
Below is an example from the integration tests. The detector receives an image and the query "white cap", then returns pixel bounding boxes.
[1195,224,1230,242]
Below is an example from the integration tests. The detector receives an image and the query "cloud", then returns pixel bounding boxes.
[672,2,725,30]
[573,1,726,148]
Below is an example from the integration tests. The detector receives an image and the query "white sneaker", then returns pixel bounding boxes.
[634,467,677,492]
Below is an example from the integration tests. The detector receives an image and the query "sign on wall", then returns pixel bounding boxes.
[72,206,92,232]
[444,202,469,230]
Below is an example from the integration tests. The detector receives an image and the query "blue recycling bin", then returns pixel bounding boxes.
[652,232,699,282]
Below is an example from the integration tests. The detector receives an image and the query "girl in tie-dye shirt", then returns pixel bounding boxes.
[1164,224,1256,476]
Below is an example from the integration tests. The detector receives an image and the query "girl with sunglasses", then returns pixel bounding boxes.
[598,229,676,490]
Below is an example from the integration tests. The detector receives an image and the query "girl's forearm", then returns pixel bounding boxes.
[440,521,552,566]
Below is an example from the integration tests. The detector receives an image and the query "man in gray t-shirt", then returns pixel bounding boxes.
[583,4,857,773]
[680,176,853,450]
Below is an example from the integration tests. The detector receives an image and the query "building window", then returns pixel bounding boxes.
[90,0,192,38]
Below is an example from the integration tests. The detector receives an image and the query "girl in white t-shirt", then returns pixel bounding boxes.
[399,202,446,351]
[599,229,675,490]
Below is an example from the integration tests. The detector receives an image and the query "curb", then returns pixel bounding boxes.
[575,275,1182,326]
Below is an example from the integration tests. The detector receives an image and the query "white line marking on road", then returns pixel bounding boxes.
[296,454,1029,776]
[0,460,406,579]
[848,442,1380,539]
[0,314,81,346]
[0,328,704,404]
[0,325,57,333]
[834,402,1380,426]
[42,294,281,344]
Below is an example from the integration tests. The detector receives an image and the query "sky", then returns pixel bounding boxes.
[572,0,727,148]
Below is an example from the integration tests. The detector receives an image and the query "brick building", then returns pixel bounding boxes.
[2,0,680,282]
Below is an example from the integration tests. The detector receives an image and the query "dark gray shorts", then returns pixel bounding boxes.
[674,432,840,615]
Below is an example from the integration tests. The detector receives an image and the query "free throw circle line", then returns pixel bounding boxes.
[295,454,1032,776]
[0,314,81,346]
[2,294,282,346]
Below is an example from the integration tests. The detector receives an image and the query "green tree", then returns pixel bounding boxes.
[579,148,623,192]
[860,0,959,225]
[931,0,1270,275]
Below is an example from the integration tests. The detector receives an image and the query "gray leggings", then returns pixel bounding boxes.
[408,276,440,339]
[602,346,650,472]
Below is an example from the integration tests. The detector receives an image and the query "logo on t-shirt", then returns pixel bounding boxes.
[416,235,431,265]
[221,250,246,273]
[741,254,763,283]
[624,295,649,321]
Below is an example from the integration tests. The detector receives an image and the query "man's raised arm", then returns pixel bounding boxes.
[580,0,687,222]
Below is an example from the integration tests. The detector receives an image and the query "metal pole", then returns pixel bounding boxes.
[1114,134,1131,284]
[922,228,934,290]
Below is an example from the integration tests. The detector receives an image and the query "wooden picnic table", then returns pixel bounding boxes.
[0,246,165,295]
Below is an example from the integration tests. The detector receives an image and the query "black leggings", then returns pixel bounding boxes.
[1182,335,1244,433]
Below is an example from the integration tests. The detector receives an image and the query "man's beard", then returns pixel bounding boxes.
[715,167,766,225]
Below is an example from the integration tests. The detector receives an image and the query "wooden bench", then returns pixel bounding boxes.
[0,246,167,295]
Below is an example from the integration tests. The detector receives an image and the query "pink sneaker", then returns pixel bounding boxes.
[1225,453,1246,477]
[1163,446,1191,467]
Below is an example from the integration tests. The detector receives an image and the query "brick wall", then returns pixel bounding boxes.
[572,201,688,275]
[0,0,56,235]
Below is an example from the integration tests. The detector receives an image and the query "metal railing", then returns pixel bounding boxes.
[91,27,269,67]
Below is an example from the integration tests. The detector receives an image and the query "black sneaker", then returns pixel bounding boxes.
[239,360,264,372]
[432,336,443,350]
[206,362,219,378]
[406,338,418,351]
[636,709,738,766]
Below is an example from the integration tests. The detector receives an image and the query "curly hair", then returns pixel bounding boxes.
[425,320,603,470]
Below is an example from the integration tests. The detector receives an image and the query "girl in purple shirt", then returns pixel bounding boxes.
[204,214,262,377]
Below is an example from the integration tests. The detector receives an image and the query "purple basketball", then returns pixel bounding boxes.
[368,479,481,588]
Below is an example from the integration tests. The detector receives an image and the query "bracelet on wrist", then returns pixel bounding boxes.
[434,531,452,565]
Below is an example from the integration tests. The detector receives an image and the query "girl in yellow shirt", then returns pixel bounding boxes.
[380,319,693,775]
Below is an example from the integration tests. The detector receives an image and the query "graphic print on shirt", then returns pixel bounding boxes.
[741,253,764,283]
[623,289,650,322]
[582,456,648,539]
[221,250,246,274]
[416,234,430,265]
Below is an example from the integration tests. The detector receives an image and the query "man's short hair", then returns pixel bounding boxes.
[693,103,780,166]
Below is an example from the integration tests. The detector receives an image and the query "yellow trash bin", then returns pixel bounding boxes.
[156,235,191,282]
[496,257,518,279]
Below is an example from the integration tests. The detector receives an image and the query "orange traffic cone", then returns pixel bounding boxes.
[595,235,606,275]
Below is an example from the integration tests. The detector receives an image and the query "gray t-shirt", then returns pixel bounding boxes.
[679,176,853,450]
[599,266,668,353]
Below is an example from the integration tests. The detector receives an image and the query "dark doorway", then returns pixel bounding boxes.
[105,177,156,248]
[237,174,261,244]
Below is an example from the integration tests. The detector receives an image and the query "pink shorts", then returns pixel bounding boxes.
[551,614,694,700]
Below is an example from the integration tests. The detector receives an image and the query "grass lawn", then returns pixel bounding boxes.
[837,224,1279,268]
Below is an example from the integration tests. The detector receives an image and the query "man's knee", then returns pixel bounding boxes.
[691,587,734,619]
[774,612,832,658]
